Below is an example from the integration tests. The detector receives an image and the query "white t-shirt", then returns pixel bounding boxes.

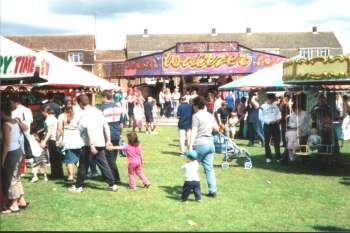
[159,92,165,104]
[259,103,281,125]
[214,98,223,113]
[172,92,181,102]
[86,107,108,147]
[74,105,94,146]
[182,160,200,181]
[45,115,58,141]
[12,105,33,133]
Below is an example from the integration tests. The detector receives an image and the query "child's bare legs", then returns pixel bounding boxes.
[66,163,74,180]
[31,166,39,183]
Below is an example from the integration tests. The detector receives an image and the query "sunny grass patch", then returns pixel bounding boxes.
[1,127,350,231]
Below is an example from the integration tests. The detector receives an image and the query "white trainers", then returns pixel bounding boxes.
[31,176,39,183]
[109,184,118,192]
[68,185,83,193]
[266,158,272,163]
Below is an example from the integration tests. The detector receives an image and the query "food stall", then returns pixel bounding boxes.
[0,36,49,85]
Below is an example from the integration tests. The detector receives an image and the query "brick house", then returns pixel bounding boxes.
[5,34,96,72]
[94,49,126,85]
[126,27,343,59]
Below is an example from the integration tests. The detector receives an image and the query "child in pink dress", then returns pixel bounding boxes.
[110,132,150,190]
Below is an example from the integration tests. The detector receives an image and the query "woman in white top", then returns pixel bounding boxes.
[158,87,166,117]
[57,100,84,181]
[41,105,63,179]
[288,103,310,145]
[171,88,181,117]
[1,104,29,214]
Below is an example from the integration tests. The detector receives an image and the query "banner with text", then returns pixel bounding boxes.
[124,50,285,76]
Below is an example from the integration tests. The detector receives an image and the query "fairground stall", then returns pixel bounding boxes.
[282,55,350,159]
[121,41,285,98]
[0,36,49,85]
[32,51,119,106]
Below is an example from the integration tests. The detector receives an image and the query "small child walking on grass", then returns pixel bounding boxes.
[109,132,150,190]
[181,150,201,202]
[285,126,298,162]
[31,133,48,183]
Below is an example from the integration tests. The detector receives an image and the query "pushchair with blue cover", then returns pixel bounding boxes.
[213,132,252,169]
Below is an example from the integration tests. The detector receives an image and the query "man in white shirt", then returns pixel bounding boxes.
[11,96,34,176]
[69,94,117,193]
[11,96,33,134]
[259,93,282,163]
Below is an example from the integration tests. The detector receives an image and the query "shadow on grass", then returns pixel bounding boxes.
[168,143,179,147]
[313,225,350,231]
[339,177,350,186]
[161,151,180,156]
[248,153,350,177]
[159,185,182,201]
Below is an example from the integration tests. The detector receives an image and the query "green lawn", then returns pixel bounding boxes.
[1,127,350,231]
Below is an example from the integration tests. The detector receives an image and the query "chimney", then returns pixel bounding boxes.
[246,27,252,35]
[211,28,217,36]
[143,29,149,37]
[312,26,318,34]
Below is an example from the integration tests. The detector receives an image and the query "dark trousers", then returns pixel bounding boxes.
[281,121,287,147]
[164,101,172,118]
[160,103,165,117]
[105,140,121,183]
[263,123,281,160]
[75,146,115,188]
[248,122,265,145]
[128,102,134,127]
[181,181,201,201]
[48,140,63,179]
[238,117,245,138]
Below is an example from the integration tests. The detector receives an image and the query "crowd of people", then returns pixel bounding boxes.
[1,85,350,211]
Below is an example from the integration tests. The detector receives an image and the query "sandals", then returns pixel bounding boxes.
[19,202,30,209]
[1,207,20,214]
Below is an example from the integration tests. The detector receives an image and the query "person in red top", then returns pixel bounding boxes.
[109,132,150,190]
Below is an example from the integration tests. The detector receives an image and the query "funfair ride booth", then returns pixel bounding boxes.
[282,55,350,158]
[0,36,49,86]
[122,41,286,98]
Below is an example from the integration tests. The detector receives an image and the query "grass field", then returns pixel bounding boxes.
[1,126,350,231]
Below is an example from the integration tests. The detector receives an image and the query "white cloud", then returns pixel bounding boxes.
[1,0,349,53]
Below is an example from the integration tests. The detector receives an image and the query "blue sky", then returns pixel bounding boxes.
[1,0,349,53]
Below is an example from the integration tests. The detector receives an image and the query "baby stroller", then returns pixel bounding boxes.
[213,132,253,169]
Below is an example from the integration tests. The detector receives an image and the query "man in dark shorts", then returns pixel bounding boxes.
[144,96,156,134]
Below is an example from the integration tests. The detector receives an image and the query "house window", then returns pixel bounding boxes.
[300,48,312,58]
[318,48,329,56]
[68,51,84,63]
[300,48,329,58]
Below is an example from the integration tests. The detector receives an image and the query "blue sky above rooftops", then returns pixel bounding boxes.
[1,0,349,53]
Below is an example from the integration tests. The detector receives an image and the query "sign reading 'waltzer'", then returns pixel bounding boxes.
[124,42,285,77]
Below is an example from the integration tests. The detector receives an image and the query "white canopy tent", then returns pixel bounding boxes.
[33,51,118,90]
[0,36,48,84]
[219,61,287,91]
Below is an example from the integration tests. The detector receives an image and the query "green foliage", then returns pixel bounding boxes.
[1,127,350,231]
